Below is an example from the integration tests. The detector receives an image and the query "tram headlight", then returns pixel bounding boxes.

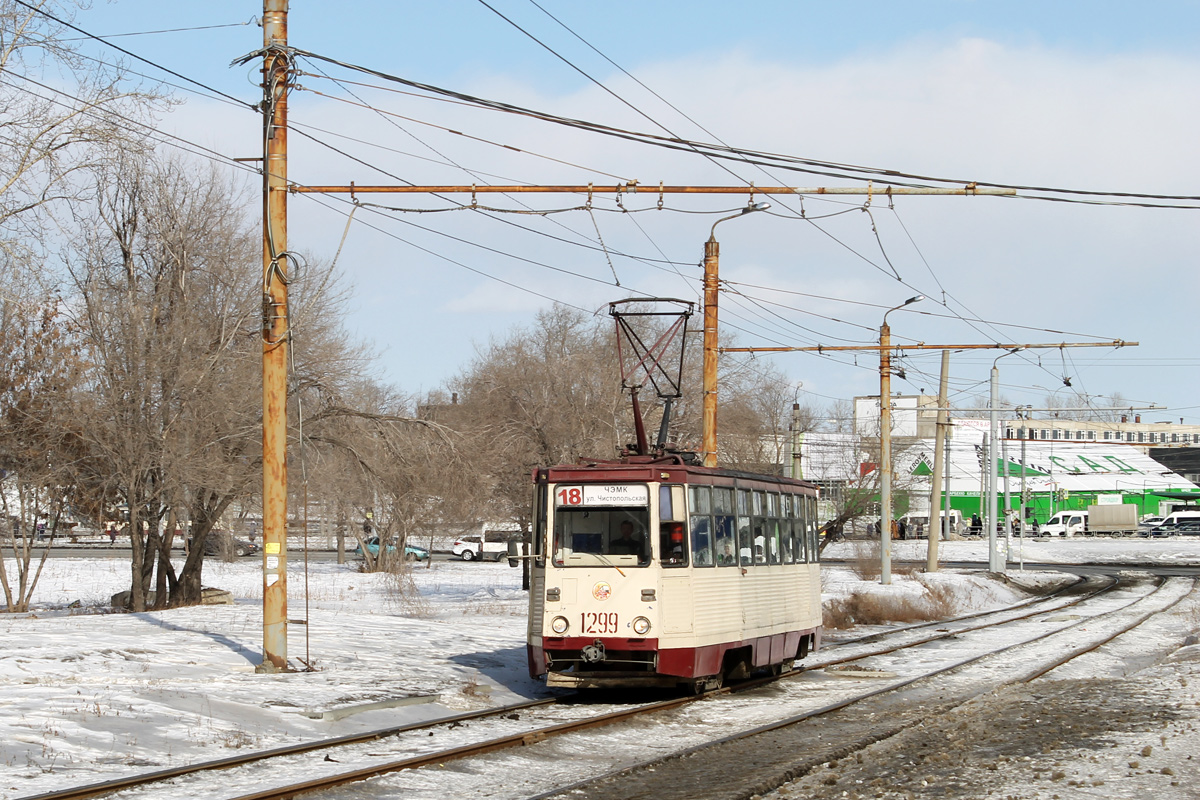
[550,616,569,634]
[632,616,652,635]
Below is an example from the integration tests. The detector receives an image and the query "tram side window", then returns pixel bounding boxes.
[750,491,769,563]
[690,515,713,567]
[793,494,807,563]
[713,487,737,566]
[689,486,714,567]
[780,495,794,564]
[739,516,755,566]
[766,518,782,564]
[750,517,769,564]
[793,494,806,563]
[737,489,754,566]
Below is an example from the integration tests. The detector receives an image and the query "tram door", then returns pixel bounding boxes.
[658,485,693,634]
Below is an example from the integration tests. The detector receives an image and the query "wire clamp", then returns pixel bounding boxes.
[865,180,873,208]
[587,182,593,209]
[657,181,664,210]
[749,182,756,205]
[471,184,478,208]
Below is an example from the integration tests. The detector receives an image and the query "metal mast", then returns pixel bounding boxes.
[260,0,290,672]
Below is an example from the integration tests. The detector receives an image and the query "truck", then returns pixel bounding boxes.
[1043,505,1139,537]
[1040,509,1089,537]
[1086,503,1139,535]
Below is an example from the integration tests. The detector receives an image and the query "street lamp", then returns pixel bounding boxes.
[879,294,923,585]
[988,347,1022,572]
[701,201,771,468]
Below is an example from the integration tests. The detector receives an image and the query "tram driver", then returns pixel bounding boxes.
[610,520,646,559]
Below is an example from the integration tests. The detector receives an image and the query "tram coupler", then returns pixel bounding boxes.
[580,639,606,663]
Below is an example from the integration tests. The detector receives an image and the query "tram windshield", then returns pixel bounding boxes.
[550,484,651,567]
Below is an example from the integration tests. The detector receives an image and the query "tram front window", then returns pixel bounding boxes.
[552,508,651,567]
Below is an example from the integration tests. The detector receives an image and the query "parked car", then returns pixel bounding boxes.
[452,531,516,561]
[1163,520,1200,537]
[1138,517,1169,537]
[197,534,258,558]
[354,536,430,562]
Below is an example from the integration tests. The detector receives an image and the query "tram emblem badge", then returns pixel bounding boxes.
[592,582,612,601]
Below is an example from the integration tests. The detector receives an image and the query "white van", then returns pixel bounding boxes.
[1155,510,1200,532]
[1041,510,1088,538]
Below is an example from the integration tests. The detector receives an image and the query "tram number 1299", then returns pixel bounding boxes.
[582,612,618,634]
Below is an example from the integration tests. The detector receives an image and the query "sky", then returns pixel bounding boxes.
[43,1,1200,422]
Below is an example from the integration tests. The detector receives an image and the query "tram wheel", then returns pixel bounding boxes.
[686,674,723,695]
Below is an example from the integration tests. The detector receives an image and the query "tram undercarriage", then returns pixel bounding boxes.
[536,630,819,690]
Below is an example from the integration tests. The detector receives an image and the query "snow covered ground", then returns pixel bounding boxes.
[825,535,1200,567]
[1,539,1197,800]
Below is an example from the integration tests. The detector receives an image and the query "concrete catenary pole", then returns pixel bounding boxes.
[988,362,1001,571]
[1002,436,1012,561]
[879,321,893,584]
[791,403,804,480]
[943,434,953,540]
[926,350,950,572]
[260,0,290,672]
[1019,432,1027,570]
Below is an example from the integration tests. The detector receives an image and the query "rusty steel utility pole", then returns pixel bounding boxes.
[260,0,290,673]
[878,296,923,583]
[701,235,719,467]
[701,203,769,467]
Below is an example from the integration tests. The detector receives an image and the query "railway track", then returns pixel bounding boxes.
[25,573,1193,800]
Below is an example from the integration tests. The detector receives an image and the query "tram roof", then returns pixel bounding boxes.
[536,458,817,491]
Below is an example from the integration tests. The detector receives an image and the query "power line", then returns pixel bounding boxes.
[1,72,258,177]
[288,124,697,271]
[59,19,260,41]
[287,46,1200,209]
[11,0,256,110]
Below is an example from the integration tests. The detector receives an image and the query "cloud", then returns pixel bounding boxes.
[159,35,1200,419]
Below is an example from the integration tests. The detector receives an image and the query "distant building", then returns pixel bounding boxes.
[1007,416,1200,451]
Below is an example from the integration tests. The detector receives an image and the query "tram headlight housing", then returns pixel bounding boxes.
[632,616,652,636]
[550,616,569,634]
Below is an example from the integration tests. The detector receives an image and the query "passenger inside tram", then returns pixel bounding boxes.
[610,520,644,555]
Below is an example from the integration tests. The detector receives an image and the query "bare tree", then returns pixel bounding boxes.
[1,0,161,245]
[62,154,262,609]
[0,293,84,611]
[1042,390,1131,422]
[447,306,626,525]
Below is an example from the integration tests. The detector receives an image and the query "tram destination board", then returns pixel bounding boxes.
[555,485,650,507]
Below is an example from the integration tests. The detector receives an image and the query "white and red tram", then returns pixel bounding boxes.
[526,456,822,691]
